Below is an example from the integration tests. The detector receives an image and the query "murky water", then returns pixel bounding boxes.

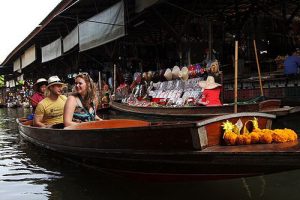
[1,108,300,200]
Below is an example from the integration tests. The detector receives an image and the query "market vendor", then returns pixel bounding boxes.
[284,48,300,76]
[198,76,222,106]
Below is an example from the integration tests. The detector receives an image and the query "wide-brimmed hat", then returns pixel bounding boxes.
[178,67,189,81]
[164,68,172,81]
[172,66,180,79]
[47,76,64,88]
[198,76,221,90]
[33,78,47,91]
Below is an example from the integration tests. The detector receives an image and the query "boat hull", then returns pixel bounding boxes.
[17,113,300,181]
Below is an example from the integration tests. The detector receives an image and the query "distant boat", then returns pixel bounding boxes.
[17,112,300,181]
[111,99,293,118]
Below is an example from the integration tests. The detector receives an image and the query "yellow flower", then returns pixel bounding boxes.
[250,132,260,144]
[244,134,252,145]
[252,117,260,131]
[237,134,248,145]
[222,120,235,133]
[284,128,298,141]
[272,129,288,143]
[260,129,273,144]
[223,131,237,145]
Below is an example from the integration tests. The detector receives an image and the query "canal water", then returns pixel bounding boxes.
[1,107,300,200]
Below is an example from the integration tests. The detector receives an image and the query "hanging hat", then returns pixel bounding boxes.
[33,78,47,91]
[142,72,148,81]
[164,68,172,81]
[152,71,160,83]
[133,72,142,84]
[178,67,189,81]
[198,76,221,90]
[147,71,153,81]
[159,69,166,81]
[47,76,64,88]
[188,65,196,78]
[210,60,219,73]
[172,66,180,79]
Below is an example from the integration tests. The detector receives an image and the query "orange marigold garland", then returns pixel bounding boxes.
[222,120,237,145]
[222,118,298,145]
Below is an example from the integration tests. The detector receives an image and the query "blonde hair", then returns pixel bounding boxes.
[73,73,97,108]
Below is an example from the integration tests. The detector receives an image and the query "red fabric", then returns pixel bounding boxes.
[200,87,222,106]
[31,92,45,109]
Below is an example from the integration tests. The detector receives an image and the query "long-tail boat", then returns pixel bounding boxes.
[110,99,293,118]
[17,112,300,181]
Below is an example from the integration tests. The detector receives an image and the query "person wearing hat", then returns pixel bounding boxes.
[34,76,67,128]
[64,73,102,127]
[198,76,222,106]
[30,78,47,112]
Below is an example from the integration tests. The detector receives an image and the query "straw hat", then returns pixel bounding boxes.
[142,72,148,81]
[159,69,166,81]
[147,71,153,81]
[172,66,180,79]
[198,76,221,90]
[210,60,219,73]
[178,67,189,81]
[33,78,47,91]
[164,68,172,81]
[47,76,64,88]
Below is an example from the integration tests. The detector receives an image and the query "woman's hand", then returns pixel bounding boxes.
[95,115,103,121]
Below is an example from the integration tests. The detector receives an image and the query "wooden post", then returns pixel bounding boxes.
[98,71,102,91]
[113,64,117,94]
[253,39,264,97]
[234,41,239,113]
[98,71,102,105]
[208,21,212,61]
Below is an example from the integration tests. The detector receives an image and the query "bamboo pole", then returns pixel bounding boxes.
[234,41,239,113]
[253,39,264,97]
[98,71,102,92]
[113,64,117,94]
[98,71,102,105]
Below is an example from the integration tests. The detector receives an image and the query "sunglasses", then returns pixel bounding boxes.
[75,72,94,82]
[75,72,90,78]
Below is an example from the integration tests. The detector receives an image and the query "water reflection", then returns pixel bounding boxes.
[1,108,300,200]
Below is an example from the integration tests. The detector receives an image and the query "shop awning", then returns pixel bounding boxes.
[13,58,21,72]
[22,45,36,69]
[63,26,78,53]
[41,38,62,63]
[79,1,125,52]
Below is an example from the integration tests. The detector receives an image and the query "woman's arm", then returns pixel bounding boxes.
[63,96,78,127]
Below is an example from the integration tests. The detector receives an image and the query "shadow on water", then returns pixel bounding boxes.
[1,108,300,200]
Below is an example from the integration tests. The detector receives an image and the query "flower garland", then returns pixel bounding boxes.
[222,117,298,145]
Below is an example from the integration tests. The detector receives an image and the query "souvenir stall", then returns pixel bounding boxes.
[115,61,221,108]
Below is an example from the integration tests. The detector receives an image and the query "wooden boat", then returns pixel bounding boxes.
[17,112,300,181]
[110,99,294,118]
